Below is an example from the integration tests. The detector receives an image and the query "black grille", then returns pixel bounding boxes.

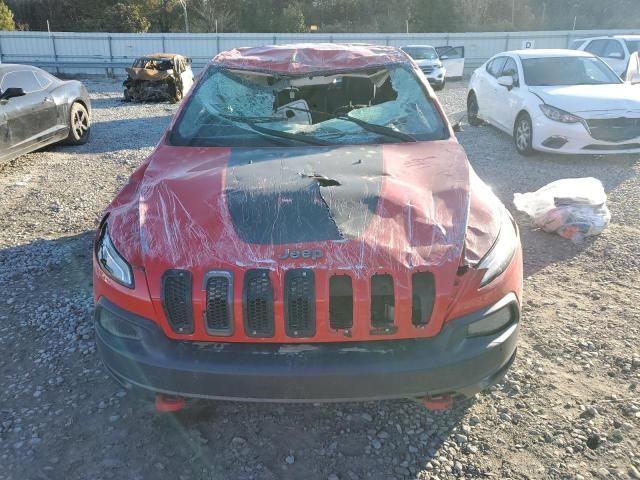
[583,142,640,151]
[285,269,316,337]
[586,117,640,142]
[204,272,232,335]
[370,274,395,331]
[243,269,274,337]
[411,272,435,326]
[421,66,435,74]
[329,275,353,330]
[161,270,193,334]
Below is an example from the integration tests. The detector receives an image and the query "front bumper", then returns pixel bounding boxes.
[425,70,446,86]
[95,294,520,403]
[532,113,640,154]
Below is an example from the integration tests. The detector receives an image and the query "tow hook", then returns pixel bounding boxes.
[421,395,454,411]
[155,394,186,413]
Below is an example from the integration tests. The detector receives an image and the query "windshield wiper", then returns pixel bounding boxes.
[219,113,333,146]
[286,106,417,143]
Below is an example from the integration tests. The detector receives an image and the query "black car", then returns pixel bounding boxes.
[0,64,91,163]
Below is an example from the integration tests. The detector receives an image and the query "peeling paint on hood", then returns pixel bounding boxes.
[106,140,477,281]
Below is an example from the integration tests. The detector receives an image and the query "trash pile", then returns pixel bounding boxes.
[513,177,610,243]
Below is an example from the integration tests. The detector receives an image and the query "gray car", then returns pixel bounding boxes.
[0,64,91,163]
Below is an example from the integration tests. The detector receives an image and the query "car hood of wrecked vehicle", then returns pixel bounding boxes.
[104,140,500,276]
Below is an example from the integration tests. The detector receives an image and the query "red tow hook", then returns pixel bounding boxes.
[155,394,186,413]
[421,395,454,411]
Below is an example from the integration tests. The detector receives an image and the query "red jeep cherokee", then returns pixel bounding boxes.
[94,44,522,408]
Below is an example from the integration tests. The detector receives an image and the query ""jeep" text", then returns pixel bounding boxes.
[278,249,323,260]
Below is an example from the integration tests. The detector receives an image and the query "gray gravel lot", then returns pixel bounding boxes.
[0,79,639,480]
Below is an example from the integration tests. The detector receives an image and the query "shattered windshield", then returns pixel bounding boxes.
[170,64,448,147]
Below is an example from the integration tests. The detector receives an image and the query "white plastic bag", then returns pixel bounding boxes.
[513,177,610,243]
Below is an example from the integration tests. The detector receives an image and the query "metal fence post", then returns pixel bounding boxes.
[0,34,4,64]
[273,34,277,45]
[216,34,220,55]
[107,35,113,77]
[162,34,166,52]
[51,33,59,74]
[504,33,510,51]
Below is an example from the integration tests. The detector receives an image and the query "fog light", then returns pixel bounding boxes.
[542,136,568,149]
[98,308,140,339]
[467,306,514,337]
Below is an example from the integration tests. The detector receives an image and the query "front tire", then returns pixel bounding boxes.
[467,92,481,126]
[433,80,445,91]
[64,102,90,145]
[514,112,534,156]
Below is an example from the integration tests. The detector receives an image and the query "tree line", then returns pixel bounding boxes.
[1,0,638,33]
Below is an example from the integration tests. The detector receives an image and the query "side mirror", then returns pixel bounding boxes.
[0,87,26,101]
[608,52,624,60]
[630,72,640,85]
[440,55,449,60]
[497,75,514,89]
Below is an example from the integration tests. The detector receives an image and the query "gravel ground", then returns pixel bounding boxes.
[0,78,639,480]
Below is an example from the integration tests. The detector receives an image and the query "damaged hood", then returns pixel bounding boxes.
[530,84,640,115]
[107,141,478,279]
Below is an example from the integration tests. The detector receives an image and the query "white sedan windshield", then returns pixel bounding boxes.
[522,57,622,86]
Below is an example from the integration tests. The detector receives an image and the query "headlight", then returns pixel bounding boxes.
[478,210,518,287]
[539,104,582,124]
[467,305,514,337]
[96,225,134,288]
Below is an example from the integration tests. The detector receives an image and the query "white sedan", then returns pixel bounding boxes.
[467,49,640,155]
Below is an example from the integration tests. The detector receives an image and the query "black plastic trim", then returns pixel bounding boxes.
[161,269,194,335]
[95,293,520,403]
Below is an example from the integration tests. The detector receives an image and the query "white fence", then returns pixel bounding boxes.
[0,29,637,76]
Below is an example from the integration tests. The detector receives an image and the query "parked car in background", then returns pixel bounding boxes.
[572,35,640,81]
[123,53,194,103]
[94,44,522,410]
[400,45,447,90]
[0,64,91,164]
[467,49,640,155]
[436,46,466,79]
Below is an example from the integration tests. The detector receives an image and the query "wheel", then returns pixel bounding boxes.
[433,80,445,91]
[467,92,481,126]
[174,85,183,102]
[64,102,90,145]
[514,112,534,156]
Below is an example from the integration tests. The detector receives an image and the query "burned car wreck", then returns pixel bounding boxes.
[94,44,523,410]
[123,53,193,103]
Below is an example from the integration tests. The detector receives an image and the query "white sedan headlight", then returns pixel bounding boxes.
[539,104,583,124]
[97,225,134,288]
[478,210,518,287]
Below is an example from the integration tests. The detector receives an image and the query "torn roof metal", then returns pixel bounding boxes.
[212,43,410,74]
